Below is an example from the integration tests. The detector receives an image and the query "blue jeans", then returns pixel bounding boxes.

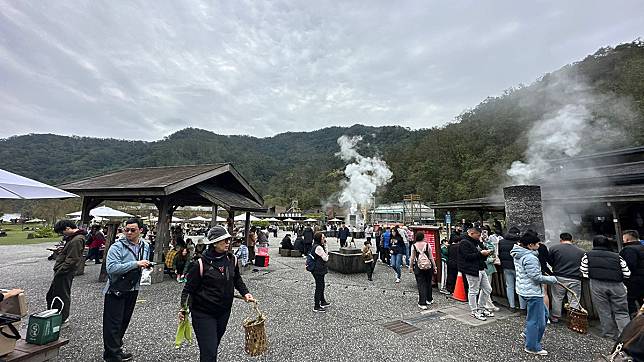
[524,296,548,352]
[391,253,402,279]
[404,243,410,267]
[503,269,527,309]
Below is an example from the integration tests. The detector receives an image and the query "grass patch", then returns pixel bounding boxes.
[0,223,61,246]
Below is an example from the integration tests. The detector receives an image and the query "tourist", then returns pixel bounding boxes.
[362,240,376,281]
[482,229,500,312]
[410,231,437,309]
[511,230,558,356]
[581,235,631,340]
[499,226,524,311]
[445,238,460,294]
[303,223,314,254]
[400,226,410,268]
[235,240,250,268]
[48,219,85,325]
[390,227,405,283]
[247,227,257,263]
[172,247,189,282]
[338,223,350,248]
[310,232,330,312]
[293,233,305,255]
[365,225,373,243]
[458,227,493,321]
[620,230,644,317]
[86,224,106,264]
[272,223,278,238]
[375,226,383,263]
[179,226,254,361]
[103,218,151,362]
[382,227,392,265]
[547,232,585,323]
[537,240,552,314]
[281,233,293,250]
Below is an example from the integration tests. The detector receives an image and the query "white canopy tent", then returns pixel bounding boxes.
[328,218,343,222]
[303,218,318,222]
[264,217,280,222]
[283,218,296,222]
[233,214,260,222]
[25,218,46,223]
[0,169,78,199]
[67,206,133,218]
[188,216,209,222]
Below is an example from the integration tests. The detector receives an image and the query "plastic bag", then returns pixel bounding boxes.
[174,313,193,349]
[140,268,152,286]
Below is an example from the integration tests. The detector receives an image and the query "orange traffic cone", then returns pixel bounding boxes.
[452,272,467,302]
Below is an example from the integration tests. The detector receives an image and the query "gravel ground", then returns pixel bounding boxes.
[0,232,614,361]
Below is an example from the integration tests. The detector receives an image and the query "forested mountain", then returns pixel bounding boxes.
[2,41,644,211]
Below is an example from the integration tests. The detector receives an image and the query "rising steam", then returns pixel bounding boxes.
[336,135,393,214]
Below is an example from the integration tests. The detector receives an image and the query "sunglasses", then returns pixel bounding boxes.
[124,228,139,233]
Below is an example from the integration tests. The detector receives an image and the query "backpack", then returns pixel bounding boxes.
[415,243,432,270]
[305,251,316,272]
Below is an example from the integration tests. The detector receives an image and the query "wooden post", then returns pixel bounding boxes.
[608,202,623,251]
[77,197,101,276]
[152,197,172,283]
[244,212,251,244]
[211,205,219,226]
[99,221,121,282]
[227,210,235,236]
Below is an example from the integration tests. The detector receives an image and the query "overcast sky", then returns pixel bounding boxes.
[0,1,642,141]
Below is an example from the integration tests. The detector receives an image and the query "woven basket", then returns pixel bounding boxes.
[567,306,588,334]
[243,301,268,356]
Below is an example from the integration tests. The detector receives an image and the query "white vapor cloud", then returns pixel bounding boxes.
[0,1,642,140]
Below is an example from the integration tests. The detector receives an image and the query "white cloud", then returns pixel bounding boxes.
[0,0,642,140]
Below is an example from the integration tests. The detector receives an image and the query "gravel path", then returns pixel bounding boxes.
[0,233,613,361]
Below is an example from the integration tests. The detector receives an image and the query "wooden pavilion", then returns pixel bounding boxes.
[58,163,266,282]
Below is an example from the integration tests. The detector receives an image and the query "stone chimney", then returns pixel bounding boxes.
[503,185,545,238]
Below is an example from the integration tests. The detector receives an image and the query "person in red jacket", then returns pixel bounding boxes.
[87,224,106,264]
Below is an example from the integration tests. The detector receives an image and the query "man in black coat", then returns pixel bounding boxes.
[499,226,524,310]
[338,224,350,248]
[621,230,644,317]
[303,224,314,254]
[458,227,493,321]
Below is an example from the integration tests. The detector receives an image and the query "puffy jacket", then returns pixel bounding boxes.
[582,247,630,282]
[620,242,644,286]
[457,236,487,277]
[511,244,557,297]
[383,231,391,248]
[498,233,519,270]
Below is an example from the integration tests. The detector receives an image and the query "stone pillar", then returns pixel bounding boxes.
[503,185,545,238]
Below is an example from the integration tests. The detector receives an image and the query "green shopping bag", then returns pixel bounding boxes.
[174,308,193,349]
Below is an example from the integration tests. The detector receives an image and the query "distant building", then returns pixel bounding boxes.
[370,203,435,224]
[1,213,22,222]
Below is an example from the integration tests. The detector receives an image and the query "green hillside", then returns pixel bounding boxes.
[2,40,644,212]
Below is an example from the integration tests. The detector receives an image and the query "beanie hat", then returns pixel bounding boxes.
[205,225,232,244]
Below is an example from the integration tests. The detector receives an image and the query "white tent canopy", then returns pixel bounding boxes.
[233,214,260,222]
[264,217,280,222]
[328,218,343,222]
[188,216,209,222]
[303,218,318,222]
[25,218,46,223]
[71,216,106,222]
[67,206,133,218]
[213,216,227,222]
[0,169,78,199]
[283,218,296,222]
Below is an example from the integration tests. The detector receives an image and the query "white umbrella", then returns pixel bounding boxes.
[172,216,185,223]
[213,216,227,222]
[328,218,343,222]
[303,218,318,222]
[234,214,260,221]
[189,216,209,222]
[25,218,46,223]
[71,216,105,222]
[0,169,78,199]
[264,217,280,222]
[283,218,296,222]
[67,206,133,218]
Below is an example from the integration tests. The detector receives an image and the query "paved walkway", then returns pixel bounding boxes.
[0,232,614,361]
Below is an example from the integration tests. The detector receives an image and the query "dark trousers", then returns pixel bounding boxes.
[87,248,101,263]
[46,271,74,322]
[192,310,231,362]
[446,263,458,293]
[366,261,376,280]
[339,238,347,248]
[304,243,313,255]
[415,268,433,305]
[313,273,326,307]
[625,282,644,317]
[103,291,138,361]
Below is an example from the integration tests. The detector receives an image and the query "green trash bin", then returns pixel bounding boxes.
[26,297,63,345]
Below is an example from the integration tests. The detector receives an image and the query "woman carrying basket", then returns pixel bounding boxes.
[179,226,255,362]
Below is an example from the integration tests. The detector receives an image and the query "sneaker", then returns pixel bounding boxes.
[482,309,495,317]
[313,307,326,313]
[471,312,487,321]
[524,348,548,356]
[490,306,500,312]
[427,300,434,305]
[395,278,400,283]
[320,301,331,308]
[120,352,133,361]
[418,304,428,310]
[439,288,450,295]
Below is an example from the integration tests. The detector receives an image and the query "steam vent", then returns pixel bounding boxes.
[503,185,546,237]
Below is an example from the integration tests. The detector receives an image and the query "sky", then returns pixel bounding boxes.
[0,1,642,141]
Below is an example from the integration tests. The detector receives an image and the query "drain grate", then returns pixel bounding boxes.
[382,320,421,335]
[404,311,446,324]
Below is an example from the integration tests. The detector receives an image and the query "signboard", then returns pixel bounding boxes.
[421,229,437,260]
[445,212,451,225]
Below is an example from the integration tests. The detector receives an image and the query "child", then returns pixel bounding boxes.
[362,240,376,281]
[511,230,557,356]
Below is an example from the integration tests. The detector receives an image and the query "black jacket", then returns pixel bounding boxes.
[303,227,314,244]
[311,243,328,275]
[499,233,519,270]
[458,235,487,277]
[447,243,459,267]
[281,236,293,250]
[620,242,644,286]
[586,247,626,282]
[181,250,249,316]
[338,227,350,240]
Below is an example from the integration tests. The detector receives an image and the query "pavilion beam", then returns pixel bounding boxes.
[77,197,102,276]
[151,197,172,283]
[244,211,251,245]
[608,202,623,251]
[211,204,219,227]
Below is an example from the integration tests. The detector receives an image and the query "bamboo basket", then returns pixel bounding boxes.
[242,300,268,356]
[560,283,589,334]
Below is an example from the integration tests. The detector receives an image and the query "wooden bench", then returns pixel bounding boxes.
[0,338,69,362]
